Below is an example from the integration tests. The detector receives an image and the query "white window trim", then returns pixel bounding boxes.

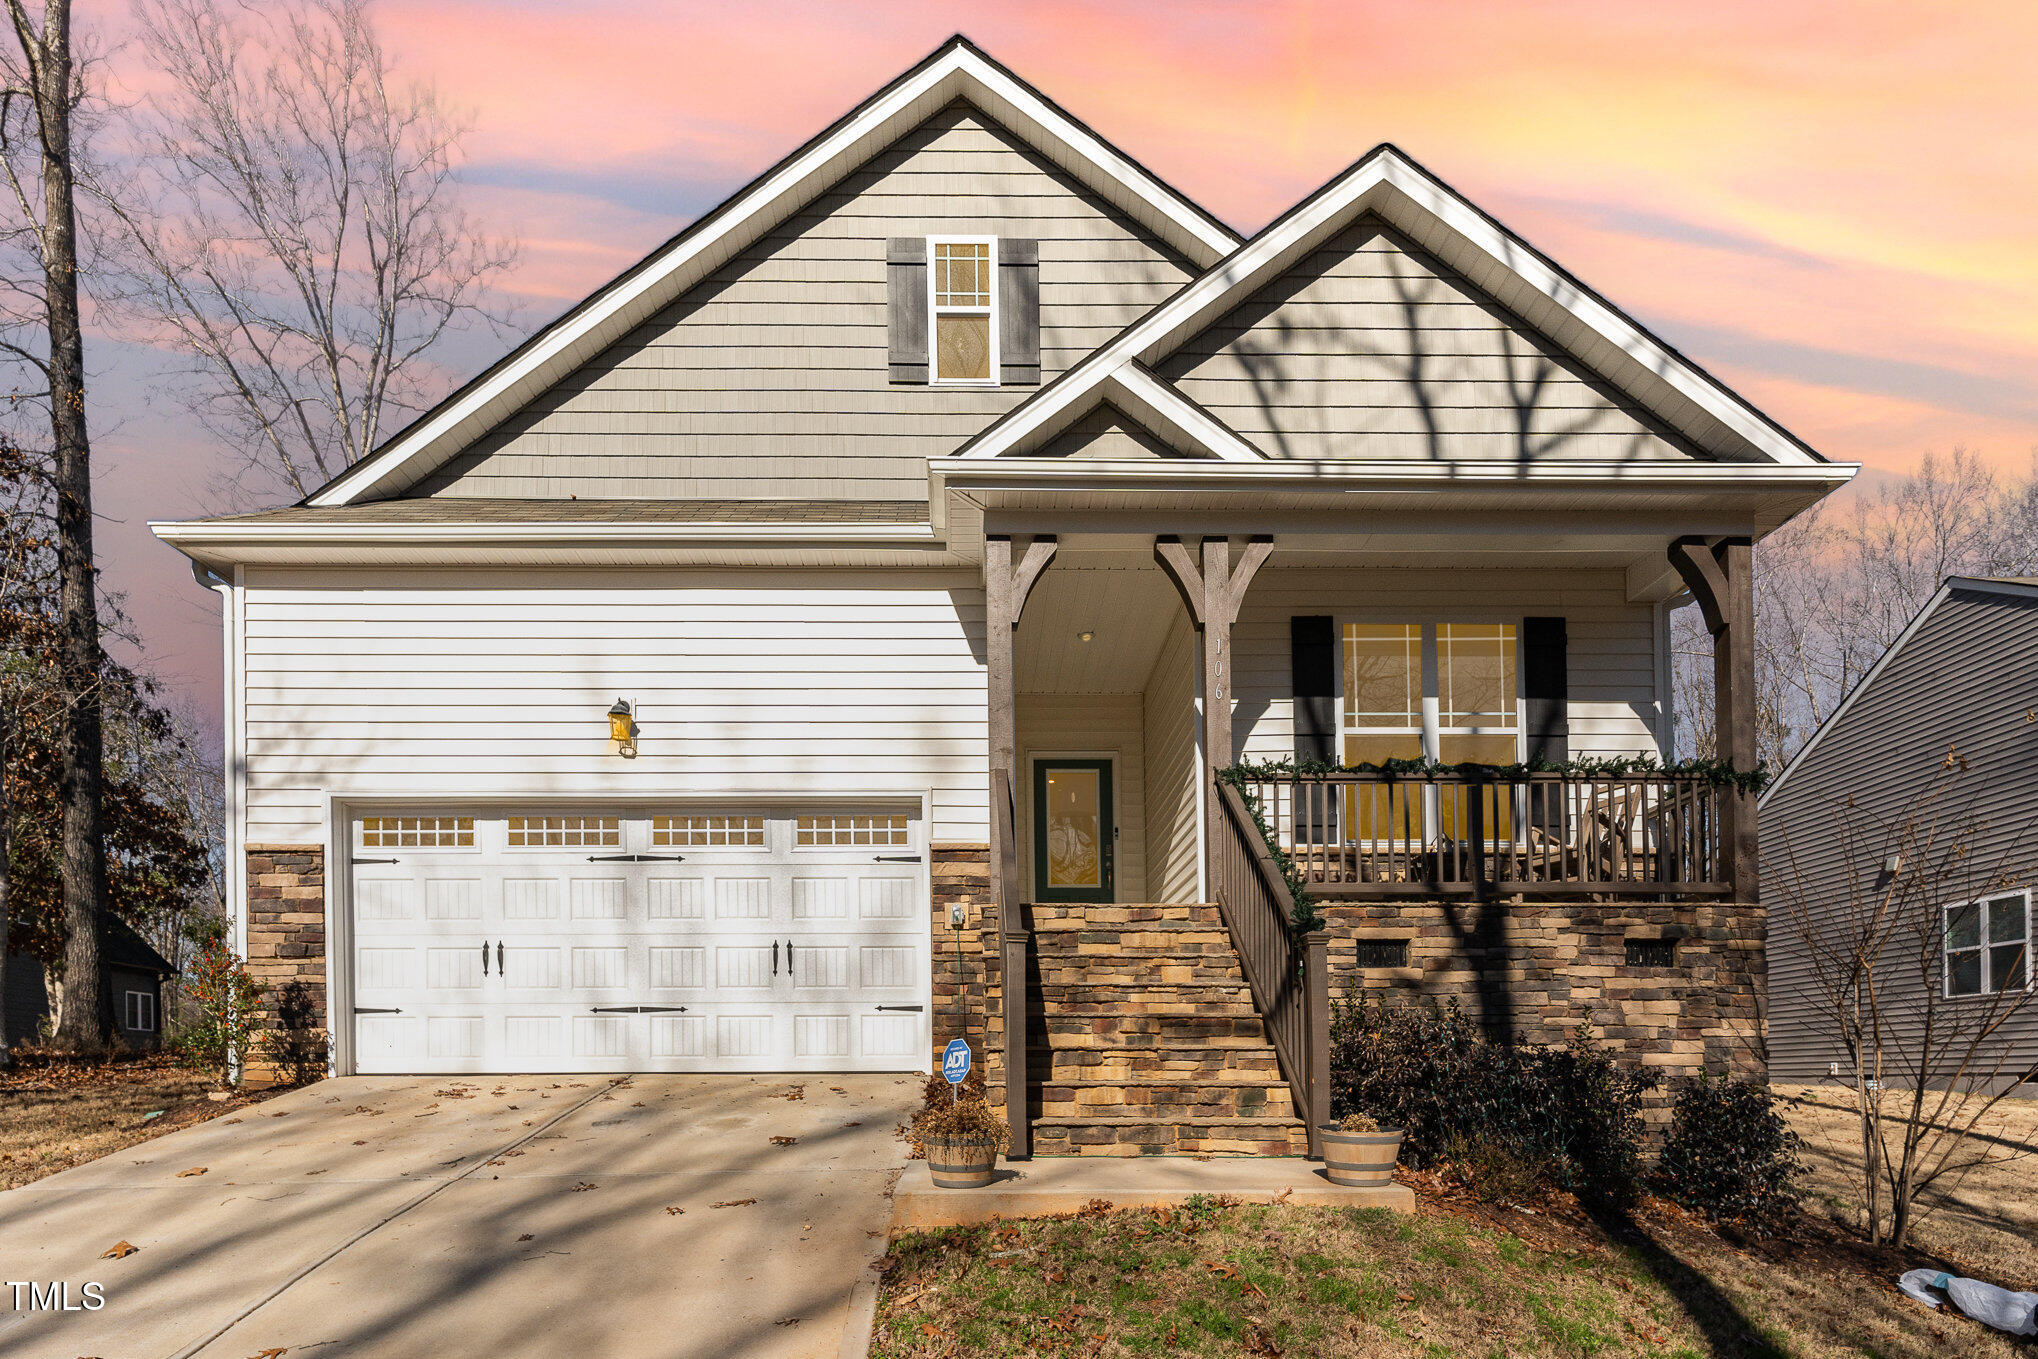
[1943,889,2033,999]
[927,235,999,386]
[124,989,156,1032]
[1338,620,1524,761]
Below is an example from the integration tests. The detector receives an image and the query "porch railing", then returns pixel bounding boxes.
[1237,769,1731,897]
[1213,781,1330,1157]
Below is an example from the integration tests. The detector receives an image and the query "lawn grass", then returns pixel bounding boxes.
[0,1050,286,1190]
[872,1187,2022,1359]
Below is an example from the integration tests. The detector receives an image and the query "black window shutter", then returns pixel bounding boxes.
[1522,616,1568,764]
[999,237,1040,385]
[886,237,928,384]
[1291,615,1339,841]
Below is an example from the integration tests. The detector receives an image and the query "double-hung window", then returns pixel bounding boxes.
[929,238,996,383]
[1944,891,2030,996]
[1342,622,1519,840]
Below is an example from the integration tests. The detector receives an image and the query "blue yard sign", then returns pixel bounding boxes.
[942,1038,971,1085]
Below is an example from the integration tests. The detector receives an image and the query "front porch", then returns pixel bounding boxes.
[972,516,1768,1161]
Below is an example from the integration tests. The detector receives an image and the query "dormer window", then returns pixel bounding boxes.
[930,238,996,383]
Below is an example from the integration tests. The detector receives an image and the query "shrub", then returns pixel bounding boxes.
[1329,996,1653,1205]
[901,1067,1009,1157]
[180,939,263,1088]
[1656,1071,1805,1231]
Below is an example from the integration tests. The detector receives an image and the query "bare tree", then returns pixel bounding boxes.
[0,0,110,1051]
[105,0,516,502]
[1767,750,2036,1247]
[1676,449,2038,765]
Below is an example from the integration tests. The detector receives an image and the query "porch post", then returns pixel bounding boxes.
[1669,536,1757,898]
[1155,534,1273,891]
[984,533,1055,1158]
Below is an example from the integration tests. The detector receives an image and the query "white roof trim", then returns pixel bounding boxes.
[940,457,1854,493]
[960,146,1825,469]
[1761,577,2038,807]
[151,519,938,548]
[307,38,1239,509]
[1090,364,1266,462]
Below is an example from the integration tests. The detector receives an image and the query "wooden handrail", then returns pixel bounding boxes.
[1239,769,1730,897]
[1213,779,1326,1157]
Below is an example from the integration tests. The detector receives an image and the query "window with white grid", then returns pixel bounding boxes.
[652,815,766,848]
[797,814,911,848]
[929,238,995,383]
[360,815,475,849]
[506,815,622,848]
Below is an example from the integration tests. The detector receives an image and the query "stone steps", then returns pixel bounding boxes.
[1024,901,1308,1158]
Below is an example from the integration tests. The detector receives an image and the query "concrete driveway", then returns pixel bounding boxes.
[0,1073,916,1358]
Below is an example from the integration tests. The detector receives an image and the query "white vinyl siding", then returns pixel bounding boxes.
[1141,613,1201,903]
[1234,566,1662,765]
[414,107,1193,502]
[238,568,988,846]
[1158,222,1702,463]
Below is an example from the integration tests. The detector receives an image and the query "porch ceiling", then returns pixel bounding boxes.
[1015,553,1183,693]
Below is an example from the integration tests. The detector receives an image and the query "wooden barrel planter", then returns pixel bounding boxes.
[923,1133,999,1188]
[1319,1126,1404,1187]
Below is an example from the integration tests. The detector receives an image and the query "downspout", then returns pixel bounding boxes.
[192,561,244,960]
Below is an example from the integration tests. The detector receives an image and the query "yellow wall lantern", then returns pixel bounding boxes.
[607,698,637,758]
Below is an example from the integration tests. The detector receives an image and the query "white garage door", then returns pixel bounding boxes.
[346,807,928,1074]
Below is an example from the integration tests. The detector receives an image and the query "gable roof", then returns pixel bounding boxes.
[1759,577,2038,808]
[305,35,1241,509]
[959,144,1830,468]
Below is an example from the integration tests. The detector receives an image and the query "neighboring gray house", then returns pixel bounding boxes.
[152,37,1851,1153]
[3,919,178,1051]
[1761,577,2038,1093]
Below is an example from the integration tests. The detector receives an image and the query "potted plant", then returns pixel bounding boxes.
[1319,1111,1404,1187]
[905,1070,1009,1188]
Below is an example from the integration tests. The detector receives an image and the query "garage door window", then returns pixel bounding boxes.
[797,813,910,847]
[653,815,766,848]
[360,815,474,849]
[507,815,621,848]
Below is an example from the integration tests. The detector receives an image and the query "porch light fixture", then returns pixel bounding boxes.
[608,698,638,758]
[1077,630,1094,643]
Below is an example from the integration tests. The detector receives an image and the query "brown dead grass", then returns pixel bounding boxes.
[873,1179,2029,1359]
[0,1050,288,1189]
[1778,1081,2038,1289]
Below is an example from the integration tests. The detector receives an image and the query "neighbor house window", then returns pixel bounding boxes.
[1341,622,1519,838]
[929,238,995,383]
[124,990,155,1032]
[1945,891,2030,996]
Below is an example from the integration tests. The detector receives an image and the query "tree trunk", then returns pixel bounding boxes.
[0,714,11,1067]
[13,0,110,1051]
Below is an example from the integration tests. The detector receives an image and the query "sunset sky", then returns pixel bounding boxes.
[96,0,2038,736]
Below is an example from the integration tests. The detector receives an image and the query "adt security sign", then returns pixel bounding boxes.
[942,1038,971,1085]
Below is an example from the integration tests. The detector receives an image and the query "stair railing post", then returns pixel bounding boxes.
[1304,928,1331,1159]
[1002,921,1031,1159]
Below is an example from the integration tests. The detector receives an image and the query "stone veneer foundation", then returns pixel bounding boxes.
[243,845,327,1086]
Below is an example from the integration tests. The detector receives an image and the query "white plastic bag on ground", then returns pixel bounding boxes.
[1897,1269,2038,1336]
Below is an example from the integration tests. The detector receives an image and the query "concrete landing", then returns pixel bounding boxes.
[890,1156,1414,1230]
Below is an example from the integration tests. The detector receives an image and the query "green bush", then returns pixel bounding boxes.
[1655,1071,1805,1231]
[1329,996,1653,1205]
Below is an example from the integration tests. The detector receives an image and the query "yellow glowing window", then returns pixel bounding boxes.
[506,815,621,848]
[360,816,474,849]
[652,815,766,848]
[931,240,994,382]
[797,814,911,848]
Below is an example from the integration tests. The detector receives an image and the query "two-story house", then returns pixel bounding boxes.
[154,37,1853,1157]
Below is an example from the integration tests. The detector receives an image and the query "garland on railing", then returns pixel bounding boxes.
[1214,766,1324,935]
[1223,753,1770,796]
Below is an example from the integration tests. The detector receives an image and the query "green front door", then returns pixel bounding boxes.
[1032,759,1115,903]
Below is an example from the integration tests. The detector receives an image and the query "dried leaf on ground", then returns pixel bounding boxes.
[666,1206,686,1215]
[100,1241,138,1259]
[571,1182,596,1192]
[176,1166,207,1177]
[711,1198,757,1209]
[770,1135,797,1146]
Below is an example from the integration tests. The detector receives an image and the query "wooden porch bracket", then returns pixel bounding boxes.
[985,536,1055,1159]
[1669,535,1757,898]
[1156,535,1274,861]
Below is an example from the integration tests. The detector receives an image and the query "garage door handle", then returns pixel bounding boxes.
[875,854,921,863]
[875,1005,924,1013]
[586,853,686,862]
[497,941,505,973]
[481,941,490,976]
[353,857,399,865]
[590,1005,689,1014]
[354,1006,402,1014]
[772,940,779,976]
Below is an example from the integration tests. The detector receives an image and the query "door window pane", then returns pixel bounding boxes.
[1044,769,1103,889]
